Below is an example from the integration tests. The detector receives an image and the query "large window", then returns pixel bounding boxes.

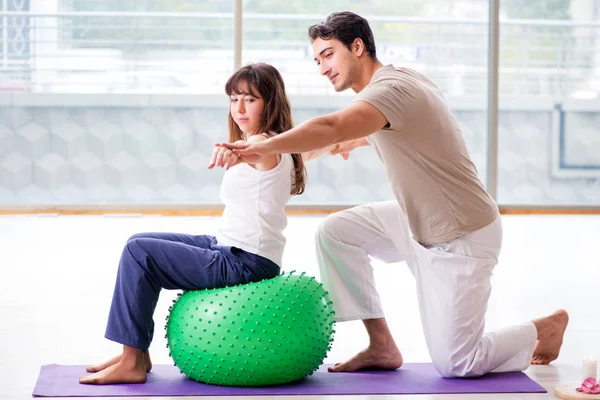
[1,0,599,209]
[6,0,236,93]
[498,0,600,205]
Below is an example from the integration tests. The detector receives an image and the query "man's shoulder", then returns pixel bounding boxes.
[358,67,408,96]
[365,66,438,99]
[371,65,421,84]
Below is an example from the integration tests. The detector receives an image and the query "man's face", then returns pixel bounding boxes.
[312,37,358,92]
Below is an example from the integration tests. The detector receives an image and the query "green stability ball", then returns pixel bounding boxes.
[165,271,336,386]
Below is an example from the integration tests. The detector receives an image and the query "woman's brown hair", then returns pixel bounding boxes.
[225,63,306,195]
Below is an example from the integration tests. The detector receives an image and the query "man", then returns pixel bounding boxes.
[215,11,568,378]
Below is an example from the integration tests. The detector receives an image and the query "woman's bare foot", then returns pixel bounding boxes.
[143,351,152,372]
[79,359,147,385]
[86,355,120,373]
[531,309,569,365]
[86,351,152,373]
[328,345,403,372]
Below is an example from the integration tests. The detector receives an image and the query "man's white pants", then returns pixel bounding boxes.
[315,201,537,378]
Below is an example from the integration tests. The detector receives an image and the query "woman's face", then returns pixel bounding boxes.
[229,84,265,136]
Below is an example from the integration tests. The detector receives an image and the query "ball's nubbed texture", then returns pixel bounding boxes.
[165,271,336,386]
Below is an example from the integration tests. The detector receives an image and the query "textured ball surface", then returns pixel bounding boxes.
[165,272,336,386]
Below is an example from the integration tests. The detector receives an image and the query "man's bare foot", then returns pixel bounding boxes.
[328,345,403,372]
[531,309,569,365]
[86,352,152,373]
[79,359,147,385]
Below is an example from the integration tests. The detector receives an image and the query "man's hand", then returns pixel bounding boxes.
[328,138,370,160]
[218,139,272,164]
[329,143,350,160]
[331,146,351,160]
[208,145,241,170]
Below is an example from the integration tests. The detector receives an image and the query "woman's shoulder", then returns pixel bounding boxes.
[246,133,272,143]
[246,133,281,171]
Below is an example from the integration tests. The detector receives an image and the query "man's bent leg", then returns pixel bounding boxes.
[414,217,544,377]
[316,201,413,371]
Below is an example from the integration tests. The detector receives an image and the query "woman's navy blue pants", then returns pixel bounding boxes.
[104,232,280,350]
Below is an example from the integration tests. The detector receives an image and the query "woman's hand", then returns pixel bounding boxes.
[208,145,240,170]
[217,140,272,164]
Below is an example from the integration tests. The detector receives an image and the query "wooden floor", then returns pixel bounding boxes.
[1,214,598,399]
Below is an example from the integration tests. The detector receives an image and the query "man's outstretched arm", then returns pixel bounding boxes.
[219,101,386,162]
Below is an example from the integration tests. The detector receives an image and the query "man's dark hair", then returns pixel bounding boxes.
[308,11,377,60]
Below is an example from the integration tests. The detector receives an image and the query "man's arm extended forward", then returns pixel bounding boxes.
[218,101,386,163]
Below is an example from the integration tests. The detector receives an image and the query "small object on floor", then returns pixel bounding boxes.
[583,357,598,381]
[555,379,600,400]
[577,378,600,394]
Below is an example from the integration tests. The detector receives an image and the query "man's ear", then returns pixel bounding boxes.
[353,38,365,57]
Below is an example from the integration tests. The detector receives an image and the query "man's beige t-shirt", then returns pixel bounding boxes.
[354,65,499,246]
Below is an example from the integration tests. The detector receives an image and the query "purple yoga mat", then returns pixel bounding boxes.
[32,363,546,397]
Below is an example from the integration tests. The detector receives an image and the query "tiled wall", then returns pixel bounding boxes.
[1,96,599,206]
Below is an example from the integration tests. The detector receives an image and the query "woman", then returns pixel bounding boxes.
[79,63,307,385]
